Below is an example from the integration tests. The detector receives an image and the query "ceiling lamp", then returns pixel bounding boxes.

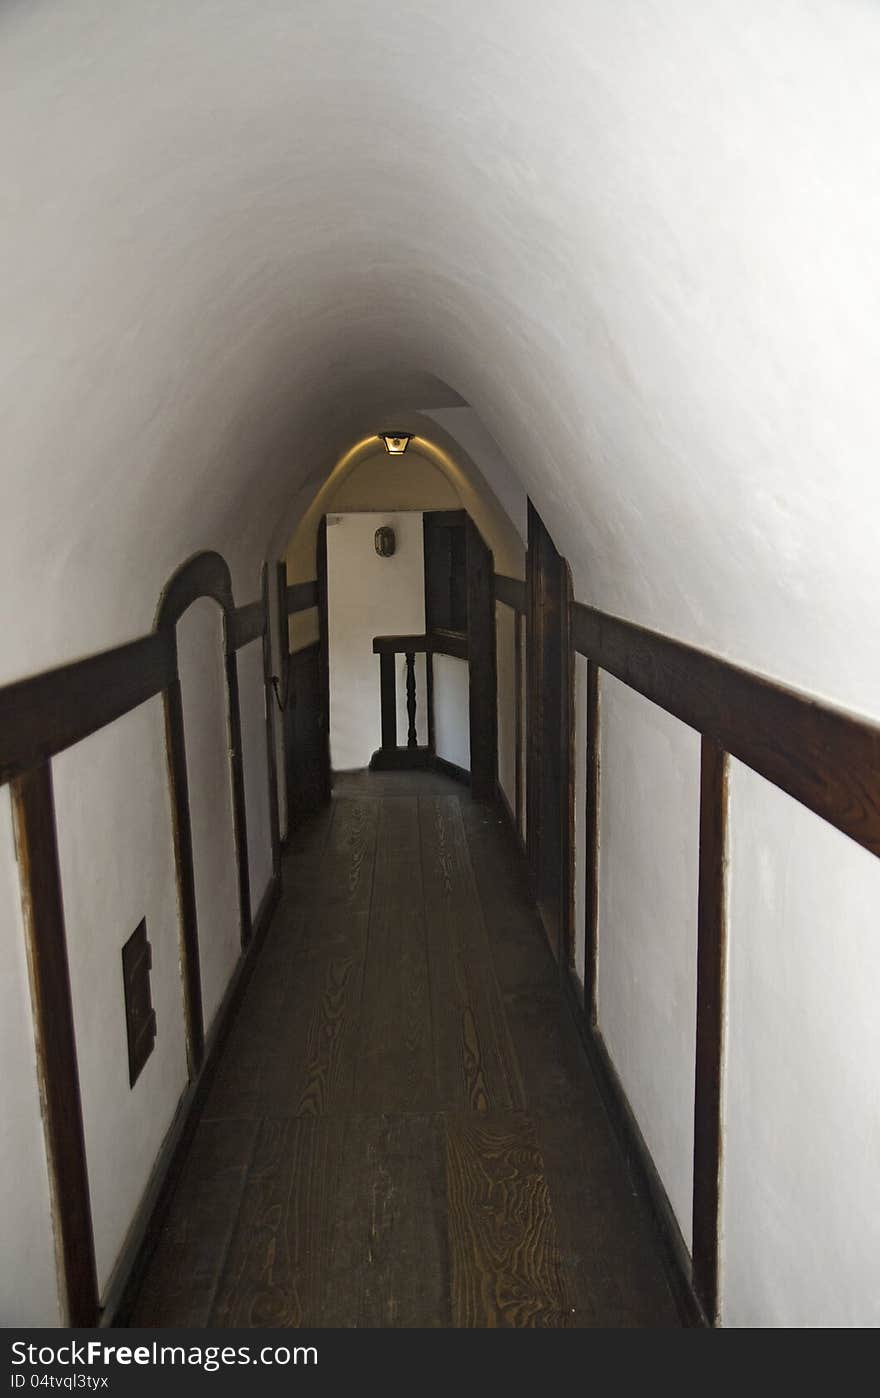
[380,431,413,455]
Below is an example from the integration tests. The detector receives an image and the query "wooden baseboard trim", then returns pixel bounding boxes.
[104,870,281,1325]
[494,778,526,854]
[367,749,471,787]
[560,967,708,1328]
[369,746,434,771]
[431,755,470,786]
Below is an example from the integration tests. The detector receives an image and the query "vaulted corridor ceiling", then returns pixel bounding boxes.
[3,0,880,716]
[4,2,880,1333]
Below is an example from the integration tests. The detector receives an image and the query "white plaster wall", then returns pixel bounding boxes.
[52,699,188,1298]
[0,789,61,1325]
[572,654,588,990]
[177,600,241,1033]
[722,764,880,1327]
[597,675,699,1247]
[289,608,320,655]
[5,1,880,719]
[236,639,273,916]
[426,407,528,550]
[327,513,427,771]
[495,602,516,817]
[434,655,470,774]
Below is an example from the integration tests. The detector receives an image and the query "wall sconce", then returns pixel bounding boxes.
[380,431,413,455]
[374,526,396,557]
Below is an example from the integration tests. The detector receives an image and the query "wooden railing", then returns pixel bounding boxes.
[369,631,471,776]
[0,554,320,1326]
[495,563,880,1325]
[569,599,880,1321]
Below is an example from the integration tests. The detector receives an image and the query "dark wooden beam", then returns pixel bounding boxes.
[285,579,319,615]
[276,563,290,683]
[10,762,99,1327]
[525,502,572,959]
[572,603,880,860]
[466,516,498,802]
[316,518,332,804]
[692,738,729,1323]
[371,632,468,660]
[430,630,469,661]
[494,573,527,614]
[426,651,436,755]
[261,565,281,877]
[222,633,252,948]
[514,612,524,835]
[0,633,176,784]
[373,633,432,655]
[227,598,265,653]
[584,659,600,1023]
[154,551,235,630]
[161,670,205,1076]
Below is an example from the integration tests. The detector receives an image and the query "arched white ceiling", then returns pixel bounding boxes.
[2,1,880,715]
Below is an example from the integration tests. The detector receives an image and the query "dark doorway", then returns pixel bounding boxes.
[526,501,573,961]
[283,518,331,827]
[284,640,327,826]
[423,510,498,801]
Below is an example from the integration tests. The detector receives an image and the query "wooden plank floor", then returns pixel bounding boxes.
[127,771,680,1328]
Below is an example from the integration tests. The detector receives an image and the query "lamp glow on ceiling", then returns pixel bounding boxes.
[380,431,413,455]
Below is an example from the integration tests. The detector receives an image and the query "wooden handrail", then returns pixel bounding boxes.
[285,579,319,615]
[227,598,265,651]
[373,633,432,654]
[373,630,468,660]
[571,601,880,860]
[0,632,176,784]
[494,573,527,614]
[499,556,880,1323]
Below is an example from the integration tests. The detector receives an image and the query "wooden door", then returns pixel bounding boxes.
[284,643,327,825]
[284,518,331,827]
[465,515,498,801]
[526,501,573,960]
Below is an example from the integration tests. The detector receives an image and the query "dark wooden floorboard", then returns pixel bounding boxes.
[419,796,525,1114]
[325,1114,450,1328]
[209,1116,345,1327]
[446,1111,570,1328]
[355,798,435,1114]
[128,772,680,1328]
[458,800,558,995]
[332,768,464,798]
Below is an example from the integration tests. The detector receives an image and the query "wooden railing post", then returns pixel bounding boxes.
[692,737,730,1324]
[405,652,418,748]
[379,652,397,752]
[370,635,455,775]
[11,761,99,1327]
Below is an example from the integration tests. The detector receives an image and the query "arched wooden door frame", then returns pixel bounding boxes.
[154,551,252,1074]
